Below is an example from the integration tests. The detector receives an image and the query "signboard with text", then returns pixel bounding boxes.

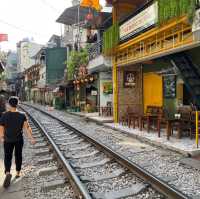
[120,2,158,41]
[124,71,136,88]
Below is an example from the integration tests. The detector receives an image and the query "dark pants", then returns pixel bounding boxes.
[4,140,24,173]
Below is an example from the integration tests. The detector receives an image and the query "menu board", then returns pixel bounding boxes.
[163,75,176,98]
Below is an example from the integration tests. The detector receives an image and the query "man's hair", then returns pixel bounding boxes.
[8,96,19,108]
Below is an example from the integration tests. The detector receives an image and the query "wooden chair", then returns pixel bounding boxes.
[171,106,192,138]
[127,106,142,129]
[140,106,163,133]
[120,106,133,126]
[157,108,170,137]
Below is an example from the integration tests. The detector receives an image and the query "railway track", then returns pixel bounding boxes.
[21,104,191,199]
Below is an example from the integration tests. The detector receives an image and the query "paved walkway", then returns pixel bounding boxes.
[0,144,24,199]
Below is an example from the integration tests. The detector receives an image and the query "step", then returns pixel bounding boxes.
[80,168,125,182]
[33,134,43,139]
[92,183,148,199]
[37,166,58,176]
[41,179,66,192]
[72,158,111,169]
[35,137,45,143]
[69,144,91,151]
[56,135,78,142]
[58,139,83,146]
[34,142,47,149]
[66,150,99,159]
[37,156,54,164]
[35,148,50,156]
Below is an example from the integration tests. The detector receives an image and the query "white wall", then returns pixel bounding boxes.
[99,72,113,107]
[18,41,43,72]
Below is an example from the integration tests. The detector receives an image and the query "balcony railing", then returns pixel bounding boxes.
[116,16,199,66]
[88,40,102,61]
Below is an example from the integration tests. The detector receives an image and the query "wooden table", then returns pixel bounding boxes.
[166,118,184,140]
[140,114,160,134]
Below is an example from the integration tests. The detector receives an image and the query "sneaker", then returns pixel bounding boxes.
[3,174,12,188]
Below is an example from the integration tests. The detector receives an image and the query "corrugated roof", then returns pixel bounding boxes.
[56,5,112,29]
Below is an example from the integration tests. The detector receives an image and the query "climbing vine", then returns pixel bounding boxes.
[103,22,119,54]
[157,0,196,24]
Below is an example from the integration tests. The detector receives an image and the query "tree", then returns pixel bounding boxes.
[67,48,89,80]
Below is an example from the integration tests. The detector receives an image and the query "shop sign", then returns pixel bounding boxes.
[192,8,200,32]
[120,2,158,41]
[163,75,176,98]
[91,90,98,96]
[124,71,136,88]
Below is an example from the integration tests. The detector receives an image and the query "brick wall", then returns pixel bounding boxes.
[117,65,143,120]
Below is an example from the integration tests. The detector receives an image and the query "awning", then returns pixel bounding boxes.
[56,5,112,29]
[80,0,102,11]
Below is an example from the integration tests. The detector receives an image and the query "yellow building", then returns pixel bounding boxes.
[104,0,200,122]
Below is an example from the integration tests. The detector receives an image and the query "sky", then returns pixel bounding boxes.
[0,0,106,51]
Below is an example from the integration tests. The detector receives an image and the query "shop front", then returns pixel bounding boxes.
[108,0,200,122]
[73,74,99,112]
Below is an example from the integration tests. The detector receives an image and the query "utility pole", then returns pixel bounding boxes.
[77,0,80,51]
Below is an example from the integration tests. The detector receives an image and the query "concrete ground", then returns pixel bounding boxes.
[0,144,24,199]
[105,123,200,156]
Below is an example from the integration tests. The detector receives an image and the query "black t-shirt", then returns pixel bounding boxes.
[0,111,27,142]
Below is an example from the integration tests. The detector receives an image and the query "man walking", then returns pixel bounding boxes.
[0,96,36,188]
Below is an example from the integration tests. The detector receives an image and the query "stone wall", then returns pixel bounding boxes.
[117,65,143,120]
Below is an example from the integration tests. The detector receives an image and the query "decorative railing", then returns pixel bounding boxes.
[88,40,102,60]
[116,16,198,66]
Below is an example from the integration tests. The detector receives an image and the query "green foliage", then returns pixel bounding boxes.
[67,48,89,80]
[157,0,196,24]
[103,23,119,54]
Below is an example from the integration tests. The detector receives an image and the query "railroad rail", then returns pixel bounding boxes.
[21,103,191,199]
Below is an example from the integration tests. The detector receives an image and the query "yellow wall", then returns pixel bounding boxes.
[143,73,163,112]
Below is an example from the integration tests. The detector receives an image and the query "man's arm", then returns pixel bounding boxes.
[23,121,36,145]
[0,125,5,143]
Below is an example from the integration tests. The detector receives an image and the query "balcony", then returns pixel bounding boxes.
[87,40,111,73]
[116,16,200,66]
[88,40,102,61]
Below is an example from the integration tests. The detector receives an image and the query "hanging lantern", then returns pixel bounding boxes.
[73,81,76,84]
[81,79,84,83]
[77,80,80,84]
[89,76,94,82]
[86,12,93,21]
[85,78,88,83]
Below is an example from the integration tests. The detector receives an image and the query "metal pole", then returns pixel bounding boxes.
[78,0,80,51]
[196,111,199,148]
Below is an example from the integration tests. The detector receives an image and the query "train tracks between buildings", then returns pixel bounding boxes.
[21,104,191,199]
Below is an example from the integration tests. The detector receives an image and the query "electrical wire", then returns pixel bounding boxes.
[0,19,49,37]
[40,0,60,14]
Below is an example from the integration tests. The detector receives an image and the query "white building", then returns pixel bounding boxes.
[17,39,43,72]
